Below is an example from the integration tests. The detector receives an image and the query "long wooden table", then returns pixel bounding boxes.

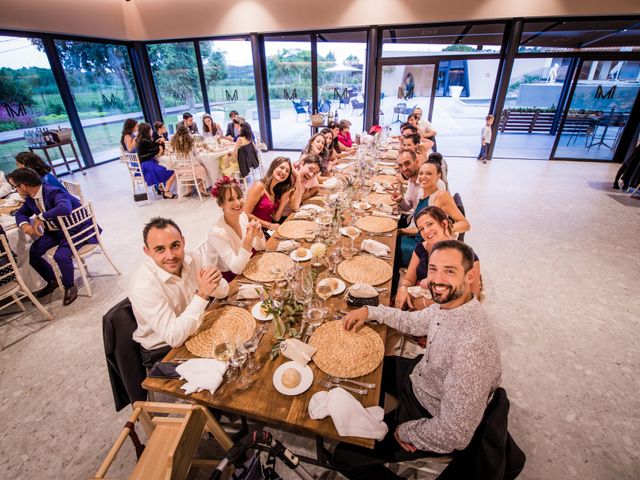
[143,180,399,454]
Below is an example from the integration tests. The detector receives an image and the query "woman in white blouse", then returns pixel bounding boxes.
[207,177,267,281]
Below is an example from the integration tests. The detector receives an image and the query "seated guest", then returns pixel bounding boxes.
[413,107,437,139]
[337,240,501,479]
[207,177,266,282]
[136,123,177,199]
[402,133,429,165]
[390,150,422,228]
[244,156,296,231]
[407,113,436,145]
[0,171,14,199]
[221,122,255,177]
[15,152,66,191]
[397,159,468,268]
[129,217,229,366]
[290,153,322,210]
[225,110,239,139]
[152,121,169,144]
[399,122,418,137]
[428,152,449,190]
[7,168,94,305]
[177,112,199,135]
[301,133,330,175]
[202,114,223,138]
[337,119,353,150]
[319,128,339,168]
[327,122,356,158]
[170,125,209,196]
[120,118,138,153]
[395,206,481,310]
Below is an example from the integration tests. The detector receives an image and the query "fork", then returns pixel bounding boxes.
[318,379,368,395]
[326,376,376,389]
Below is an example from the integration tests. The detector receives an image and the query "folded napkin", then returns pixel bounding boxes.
[309,387,388,440]
[277,240,299,252]
[236,284,265,300]
[1,195,22,207]
[376,203,393,214]
[175,358,228,395]
[372,211,400,220]
[373,183,386,193]
[361,239,390,256]
[280,338,317,366]
[323,177,340,188]
[299,204,323,212]
[293,210,311,220]
[333,163,350,171]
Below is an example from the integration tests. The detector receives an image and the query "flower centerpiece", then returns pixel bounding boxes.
[259,284,305,359]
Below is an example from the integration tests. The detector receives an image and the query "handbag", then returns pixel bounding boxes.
[346,283,379,307]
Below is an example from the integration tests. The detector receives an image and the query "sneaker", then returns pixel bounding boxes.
[35,281,58,298]
[63,285,78,306]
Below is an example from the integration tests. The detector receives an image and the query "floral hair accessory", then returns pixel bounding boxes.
[211,175,239,198]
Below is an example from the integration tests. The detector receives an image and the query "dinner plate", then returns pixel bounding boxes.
[251,301,273,321]
[317,277,346,296]
[300,204,323,212]
[290,249,312,262]
[352,201,371,210]
[339,227,361,238]
[273,361,313,396]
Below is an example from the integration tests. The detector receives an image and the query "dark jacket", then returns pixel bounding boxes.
[137,138,161,162]
[437,388,526,480]
[15,183,82,230]
[237,142,260,177]
[103,298,147,412]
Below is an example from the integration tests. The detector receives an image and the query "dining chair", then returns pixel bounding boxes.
[47,202,121,297]
[0,234,53,324]
[61,179,85,204]
[91,401,234,480]
[123,152,154,204]
[193,240,207,266]
[172,153,203,203]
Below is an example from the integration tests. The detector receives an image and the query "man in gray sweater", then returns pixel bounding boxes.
[335,240,501,479]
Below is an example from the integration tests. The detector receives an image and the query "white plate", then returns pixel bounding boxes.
[290,249,312,262]
[352,201,371,210]
[318,277,346,296]
[340,227,361,238]
[300,204,324,212]
[273,361,313,396]
[251,301,273,321]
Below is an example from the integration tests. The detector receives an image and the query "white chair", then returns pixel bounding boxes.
[61,179,85,204]
[47,202,121,297]
[254,132,267,177]
[0,234,52,323]
[194,240,207,265]
[172,153,203,203]
[123,152,154,204]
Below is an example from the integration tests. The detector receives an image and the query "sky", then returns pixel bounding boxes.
[0,36,51,69]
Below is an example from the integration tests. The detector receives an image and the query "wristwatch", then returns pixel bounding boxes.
[195,289,212,301]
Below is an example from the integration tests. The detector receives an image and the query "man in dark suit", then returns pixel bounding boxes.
[176,112,199,135]
[224,110,239,138]
[7,168,86,305]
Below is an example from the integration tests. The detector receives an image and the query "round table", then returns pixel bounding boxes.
[158,148,234,188]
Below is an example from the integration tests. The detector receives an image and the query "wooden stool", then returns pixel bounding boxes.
[92,402,233,480]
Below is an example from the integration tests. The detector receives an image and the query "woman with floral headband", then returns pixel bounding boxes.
[207,176,266,281]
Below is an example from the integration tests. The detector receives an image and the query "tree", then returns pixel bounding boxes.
[0,68,35,106]
[344,54,360,66]
[147,43,203,109]
[203,49,227,84]
[442,44,476,52]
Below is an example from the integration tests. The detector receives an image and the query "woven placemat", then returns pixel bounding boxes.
[186,306,256,358]
[277,220,318,240]
[365,193,395,206]
[243,252,294,283]
[355,215,396,233]
[338,255,392,286]
[309,320,384,378]
[371,174,398,184]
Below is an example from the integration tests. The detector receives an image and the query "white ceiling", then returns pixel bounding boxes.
[1,0,639,41]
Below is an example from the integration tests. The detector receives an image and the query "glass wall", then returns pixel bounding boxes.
[316,31,367,134]
[0,35,73,173]
[265,35,312,149]
[554,60,640,160]
[55,40,144,163]
[493,57,571,159]
[199,39,258,138]
[147,42,205,131]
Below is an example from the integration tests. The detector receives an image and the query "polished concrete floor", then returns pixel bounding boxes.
[0,153,639,479]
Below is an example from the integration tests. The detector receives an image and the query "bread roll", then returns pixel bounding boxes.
[281,368,301,389]
[295,247,307,258]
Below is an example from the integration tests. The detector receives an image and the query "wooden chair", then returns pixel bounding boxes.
[92,401,234,480]
[62,179,85,204]
[0,234,52,323]
[47,202,121,297]
[123,152,154,204]
[172,153,203,203]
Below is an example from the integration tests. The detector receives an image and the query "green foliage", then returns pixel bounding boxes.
[442,44,476,52]
[0,121,20,132]
[0,68,35,106]
[148,43,203,109]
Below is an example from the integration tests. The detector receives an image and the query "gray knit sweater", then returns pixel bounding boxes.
[366,297,501,453]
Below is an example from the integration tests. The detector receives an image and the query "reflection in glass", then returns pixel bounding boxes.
[554,60,640,161]
[147,42,205,128]
[0,36,74,172]
[55,40,144,163]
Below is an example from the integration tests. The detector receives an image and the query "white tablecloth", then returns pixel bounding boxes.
[1,219,46,292]
[158,148,234,187]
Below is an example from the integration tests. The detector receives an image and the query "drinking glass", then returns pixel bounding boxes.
[344,225,361,253]
[305,299,326,332]
[227,336,248,382]
[316,271,334,313]
[329,250,342,274]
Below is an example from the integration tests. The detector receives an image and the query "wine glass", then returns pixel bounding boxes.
[344,225,361,254]
[305,298,326,340]
[316,271,334,313]
[227,335,248,382]
[329,250,342,274]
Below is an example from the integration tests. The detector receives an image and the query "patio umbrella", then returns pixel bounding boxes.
[324,65,362,88]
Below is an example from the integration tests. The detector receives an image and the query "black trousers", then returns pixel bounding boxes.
[140,345,171,369]
[334,356,447,480]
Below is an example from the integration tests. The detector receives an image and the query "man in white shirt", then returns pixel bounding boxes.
[129,217,229,366]
[412,107,437,140]
[391,150,421,228]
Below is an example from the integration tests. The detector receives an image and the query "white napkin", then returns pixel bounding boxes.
[236,284,265,300]
[361,239,390,256]
[1,195,21,207]
[333,163,350,171]
[175,358,228,395]
[323,177,340,188]
[376,161,395,167]
[277,240,299,252]
[280,338,316,366]
[373,183,386,193]
[293,210,312,220]
[381,168,397,176]
[308,387,388,440]
[300,204,323,212]
[376,204,393,214]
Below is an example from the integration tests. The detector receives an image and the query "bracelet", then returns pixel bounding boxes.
[195,289,212,301]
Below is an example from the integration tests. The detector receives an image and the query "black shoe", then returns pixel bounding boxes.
[35,281,59,298]
[63,285,78,306]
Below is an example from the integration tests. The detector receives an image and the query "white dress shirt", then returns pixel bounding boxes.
[130,252,229,350]
[207,212,266,275]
